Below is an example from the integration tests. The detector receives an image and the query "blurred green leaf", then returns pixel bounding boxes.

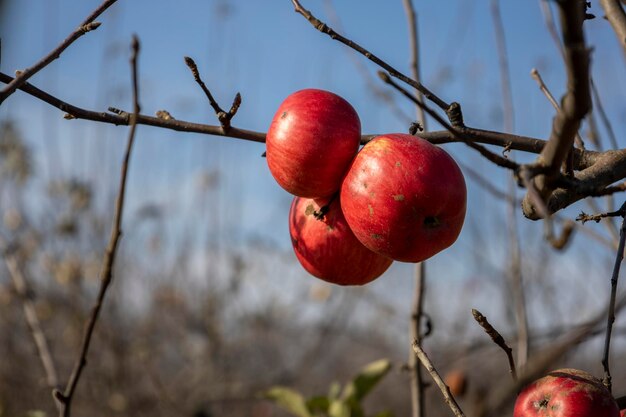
[328,381,342,400]
[306,396,330,414]
[329,400,350,417]
[342,359,391,402]
[264,386,312,417]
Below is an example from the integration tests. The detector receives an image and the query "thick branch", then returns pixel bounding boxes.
[523,0,592,217]
[0,0,117,105]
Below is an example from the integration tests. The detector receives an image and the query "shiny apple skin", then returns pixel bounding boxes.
[340,133,466,262]
[513,369,620,417]
[289,196,393,286]
[266,89,361,198]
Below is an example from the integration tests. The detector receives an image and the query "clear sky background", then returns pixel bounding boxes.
[1,0,625,341]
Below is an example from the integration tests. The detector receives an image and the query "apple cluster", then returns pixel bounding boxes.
[266,89,467,286]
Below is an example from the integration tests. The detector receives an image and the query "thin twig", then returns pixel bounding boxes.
[0,71,589,158]
[471,309,517,381]
[523,0,591,216]
[0,0,117,104]
[538,0,565,60]
[599,0,626,58]
[408,262,426,417]
[2,244,59,389]
[600,201,626,392]
[402,0,426,128]
[576,202,626,224]
[489,0,530,368]
[55,35,141,417]
[591,78,619,151]
[377,70,519,171]
[412,341,466,417]
[290,0,457,119]
[531,68,585,149]
[184,56,241,132]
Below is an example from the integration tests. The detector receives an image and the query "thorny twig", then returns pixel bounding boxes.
[471,309,517,381]
[0,0,118,105]
[55,35,141,417]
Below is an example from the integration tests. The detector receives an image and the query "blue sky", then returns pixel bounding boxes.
[1,1,625,334]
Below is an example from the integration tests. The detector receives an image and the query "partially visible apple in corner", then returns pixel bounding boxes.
[513,368,619,417]
[341,133,466,263]
[289,196,392,286]
[266,89,361,198]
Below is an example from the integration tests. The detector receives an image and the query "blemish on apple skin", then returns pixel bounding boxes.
[281,111,288,119]
[326,225,334,231]
[393,194,405,201]
[305,204,315,216]
[371,233,382,240]
[395,161,401,167]
[362,182,368,189]
[368,204,374,217]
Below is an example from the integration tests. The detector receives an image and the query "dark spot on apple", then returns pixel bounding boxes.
[395,161,401,167]
[534,396,551,410]
[304,204,315,216]
[393,194,405,201]
[371,233,382,240]
[281,111,288,119]
[362,182,368,188]
[424,216,440,228]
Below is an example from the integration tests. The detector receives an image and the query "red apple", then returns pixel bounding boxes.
[340,133,466,262]
[289,196,392,285]
[513,369,619,417]
[266,89,361,198]
[621,410,625,417]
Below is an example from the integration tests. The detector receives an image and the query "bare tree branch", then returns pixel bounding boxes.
[523,0,592,217]
[290,0,458,120]
[412,341,466,417]
[55,35,141,417]
[0,0,117,105]
[408,262,426,417]
[1,242,59,389]
[377,70,519,170]
[599,0,626,57]
[184,56,241,132]
[471,309,517,381]
[0,71,570,157]
[402,0,427,128]
[601,200,626,392]
[531,68,585,149]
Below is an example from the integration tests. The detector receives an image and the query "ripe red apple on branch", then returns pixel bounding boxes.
[289,196,393,286]
[513,368,620,417]
[340,133,466,263]
[266,89,361,198]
